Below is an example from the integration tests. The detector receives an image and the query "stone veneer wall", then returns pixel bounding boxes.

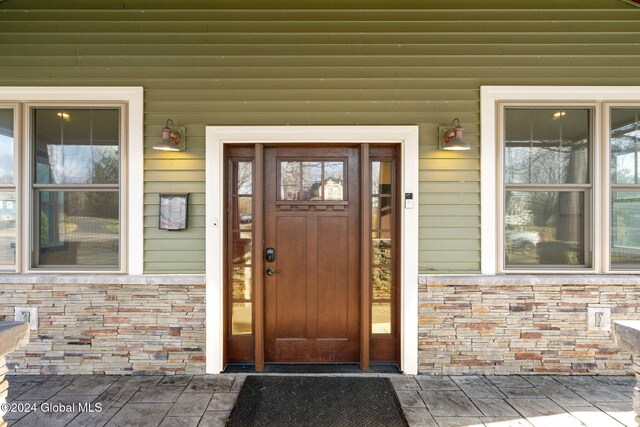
[419,275,640,375]
[0,275,205,375]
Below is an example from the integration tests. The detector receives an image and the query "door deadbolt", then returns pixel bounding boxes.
[265,247,276,263]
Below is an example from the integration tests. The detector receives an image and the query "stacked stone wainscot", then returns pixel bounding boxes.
[420,275,640,375]
[0,322,29,427]
[0,275,205,375]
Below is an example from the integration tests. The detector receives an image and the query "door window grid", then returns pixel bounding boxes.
[278,160,345,201]
[230,160,253,335]
[370,160,393,335]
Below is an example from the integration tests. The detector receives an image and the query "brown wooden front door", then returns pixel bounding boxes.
[264,146,360,362]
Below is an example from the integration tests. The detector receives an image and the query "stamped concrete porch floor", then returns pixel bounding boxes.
[4,374,636,427]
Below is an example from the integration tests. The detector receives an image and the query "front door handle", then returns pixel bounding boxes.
[266,268,279,276]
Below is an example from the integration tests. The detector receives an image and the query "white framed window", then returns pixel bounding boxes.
[0,87,143,274]
[481,86,640,274]
[0,105,19,271]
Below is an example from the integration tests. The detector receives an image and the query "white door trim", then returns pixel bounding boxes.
[205,126,419,374]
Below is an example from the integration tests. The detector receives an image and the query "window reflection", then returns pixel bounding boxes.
[505,191,585,266]
[505,109,589,184]
[34,109,120,185]
[611,109,640,184]
[0,109,14,184]
[372,302,391,334]
[611,192,640,267]
[236,162,252,194]
[279,160,344,201]
[38,191,119,267]
[372,161,392,194]
[232,302,252,335]
[0,191,16,265]
[302,162,322,200]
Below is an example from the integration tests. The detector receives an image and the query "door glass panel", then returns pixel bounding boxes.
[372,302,391,334]
[232,266,252,300]
[0,109,14,184]
[324,161,344,200]
[372,267,392,299]
[235,197,252,230]
[504,108,590,184]
[236,161,252,194]
[280,161,301,200]
[279,160,346,201]
[505,191,585,267]
[302,162,322,200]
[0,191,16,265]
[371,196,392,230]
[232,232,252,264]
[611,191,640,268]
[231,302,252,335]
[372,232,392,265]
[611,108,640,184]
[372,161,392,195]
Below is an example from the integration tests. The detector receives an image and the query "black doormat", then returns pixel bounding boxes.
[224,363,401,374]
[226,376,407,427]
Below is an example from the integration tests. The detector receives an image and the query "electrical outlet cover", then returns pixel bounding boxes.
[14,307,38,330]
[587,307,611,332]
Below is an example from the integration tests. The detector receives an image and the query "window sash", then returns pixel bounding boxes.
[0,105,19,271]
[27,104,125,272]
[500,103,594,271]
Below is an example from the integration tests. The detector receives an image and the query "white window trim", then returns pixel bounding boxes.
[0,87,144,274]
[481,86,640,275]
[205,125,420,374]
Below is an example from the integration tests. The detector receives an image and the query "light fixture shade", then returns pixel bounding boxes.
[440,118,470,151]
[153,138,181,151]
[153,119,185,152]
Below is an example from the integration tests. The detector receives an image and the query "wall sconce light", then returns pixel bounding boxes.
[439,118,470,151]
[153,119,186,152]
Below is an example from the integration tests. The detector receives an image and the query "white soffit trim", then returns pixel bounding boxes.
[0,87,144,274]
[205,126,420,375]
[480,86,640,275]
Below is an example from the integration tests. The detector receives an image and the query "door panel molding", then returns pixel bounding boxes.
[206,126,419,374]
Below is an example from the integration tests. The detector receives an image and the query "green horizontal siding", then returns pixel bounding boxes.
[1,0,638,273]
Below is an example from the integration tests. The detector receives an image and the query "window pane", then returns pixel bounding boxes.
[280,161,300,200]
[231,302,252,335]
[232,232,252,264]
[324,161,344,200]
[0,109,14,184]
[504,108,589,184]
[611,108,640,184]
[372,267,392,299]
[38,191,119,267]
[372,196,392,230]
[372,302,391,334]
[34,108,120,184]
[232,266,252,300]
[505,191,585,267]
[0,191,16,265]
[235,161,252,194]
[611,191,640,268]
[302,161,322,200]
[372,161,392,195]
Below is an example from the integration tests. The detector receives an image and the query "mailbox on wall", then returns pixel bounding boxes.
[159,193,189,231]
